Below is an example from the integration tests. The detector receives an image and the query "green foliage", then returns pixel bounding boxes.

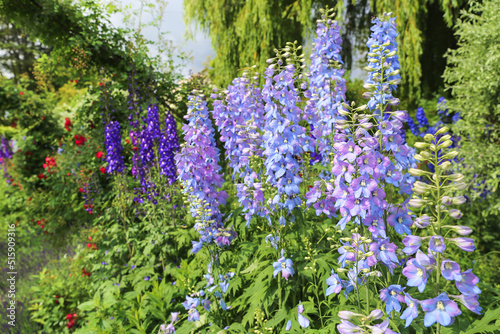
[444,0,500,216]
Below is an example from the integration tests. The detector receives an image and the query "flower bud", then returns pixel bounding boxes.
[409,198,425,208]
[414,142,429,149]
[435,126,449,135]
[367,309,384,320]
[440,134,452,142]
[409,168,426,176]
[413,154,427,162]
[449,237,475,252]
[369,271,382,277]
[449,209,463,219]
[440,161,452,171]
[420,151,432,159]
[338,109,350,117]
[442,151,458,159]
[441,196,453,206]
[453,182,467,190]
[449,173,464,182]
[452,196,467,205]
[423,133,434,142]
[338,311,363,320]
[414,215,431,228]
[413,181,429,194]
[443,225,472,236]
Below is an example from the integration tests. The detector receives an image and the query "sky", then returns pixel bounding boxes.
[108,0,215,77]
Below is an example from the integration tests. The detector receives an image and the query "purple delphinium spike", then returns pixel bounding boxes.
[262,64,306,213]
[304,14,346,158]
[159,111,180,184]
[1,137,13,159]
[104,121,125,174]
[212,73,268,225]
[175,93,233,252]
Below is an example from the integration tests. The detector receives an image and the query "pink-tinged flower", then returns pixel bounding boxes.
[387,212,412,235]
[449,237,475,252]
[297,303,310,328]
[371,318,398,333]
[414,215,431,228]
[455,269,481,295]
[286,320,292,330]
[429,235,446,253]
[337,319,362,333]
[400,293,420,328]
[441,260,462,281]
[273,250,294,280]
[170,312,179,322]
[187,308,199,322]
[449,208,463,219]
[443,225,472,236]
[421,292,461,327]
[402,235,422,255]
[403,259,428,292]
[326,271,342,296]
[453,294,482,315]
[380,285,405,314]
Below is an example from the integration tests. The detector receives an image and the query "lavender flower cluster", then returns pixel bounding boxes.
[175,93,235,254]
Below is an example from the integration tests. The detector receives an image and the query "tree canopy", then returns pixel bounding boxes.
[184,0,466,107]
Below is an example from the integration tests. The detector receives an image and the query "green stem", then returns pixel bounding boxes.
[278,274,282,309]
[365,284,370,315]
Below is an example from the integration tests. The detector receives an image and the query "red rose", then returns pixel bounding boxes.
[96,151,103,159]
[74,134,86,147]
[100,167,106,174]
[78,187,84,193]
[64,118,72,132]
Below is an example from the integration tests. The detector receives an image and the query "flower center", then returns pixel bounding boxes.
[437,301,444,310]
[445,262,453,270]
[361,180,366,187]
[417,268,424,276]
[281,262,287,268]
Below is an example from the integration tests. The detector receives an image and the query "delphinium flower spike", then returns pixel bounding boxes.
[175,91,233,253]
[396,127,482,329]
[211,69,268,225]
